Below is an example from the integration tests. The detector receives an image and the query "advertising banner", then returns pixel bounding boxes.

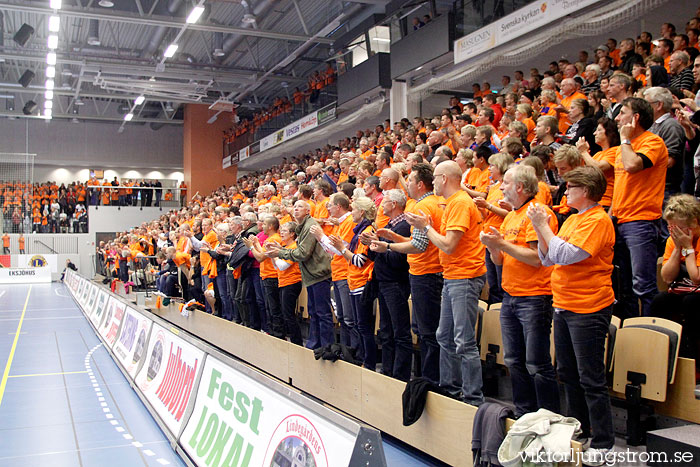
[86,286,99,315]
[317,104,337,126]
[454,0,600,64]
[135,323,204,436]
[113,307,152,378]
[222,156,232,169]
[239,146,250,161]
[90,290,110,329]
[15,254,59,273]
[0,267,52,284]
[181,356,356,467]
[80,278,92,305]
[99,296,127,347]
[260,133,276,152]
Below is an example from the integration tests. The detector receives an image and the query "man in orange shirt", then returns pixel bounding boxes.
[480,165,560,417]
[613,97,669,318]
[556,78,586,134]
[189,218,219,314]
[406,160,485,405]
[2,232,9,254]
[372,163,444,384]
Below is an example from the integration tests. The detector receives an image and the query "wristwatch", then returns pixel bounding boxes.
[621,139,631,145]
[682,248,695,256]
[386,243,391,251]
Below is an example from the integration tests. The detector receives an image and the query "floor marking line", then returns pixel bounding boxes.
[0,285,32,408]
[8,370,88,378]
[0,316,82,321]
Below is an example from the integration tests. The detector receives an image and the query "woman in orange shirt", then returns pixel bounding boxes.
[329,196,376,370]
[273,221,304,346]
[473,153,514,304]
[528,166,615,458]
[515,104,536,142]
[576,116,619,210]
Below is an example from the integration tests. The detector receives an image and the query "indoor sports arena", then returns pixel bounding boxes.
[2,0,700,466]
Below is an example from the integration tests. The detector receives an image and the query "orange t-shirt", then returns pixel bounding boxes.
[260,233,282,280]
[535,181,553,206]
[19,237,25,249]
[347,225,374,291]
[551,205,615,313]
[523,117,536,142]
[611,131,668,223]
[438,190,486,280]
[314,198,333,235]
[406,194,444,276]
[481,181,505,233]
[277,241,302,287]
[330,214,355,282]
[337,173,349,185]
[558,91,587,134]
[2,234,9,248]
[200,230,219,278]
[375,205,390,230]
[662,235,700,268]
[593,147,617,207]
[500,200,557,296]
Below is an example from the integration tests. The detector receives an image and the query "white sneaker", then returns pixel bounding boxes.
[581,447,610,466]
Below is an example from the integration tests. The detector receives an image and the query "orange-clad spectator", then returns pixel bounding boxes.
[528,166,615,456]
[607,37,621,66]
[179,181,187,207]
[539,91,558,118]
[612,97,668,319]
[18,234,25,254]
[272,221,304,345]
[101,180,111,205]
[2,232,9,254]
[310,193,356,346]
[472,83,482,98]
[576,117,619,209]
[480,164,560,417]
[164,190,173,201]
[323,64,336,87]
[328,196,376,370]
[472,153,514,304]
[312,180,334,235]
[463,145,492,199]
[556,78,587,134]
[405,160,485,405]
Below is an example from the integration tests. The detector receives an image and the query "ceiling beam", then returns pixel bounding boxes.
[0,82,205,104]
[0,2,335,44]
[0,111,183,124]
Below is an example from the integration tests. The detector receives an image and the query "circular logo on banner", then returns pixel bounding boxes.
[133,329,147,366]
[144,330,165,388]
[263,415,328,467]
[28,255,47,268]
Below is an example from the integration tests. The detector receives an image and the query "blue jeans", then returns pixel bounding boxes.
[409,273,443,384]
[214,272,233,321]
[377,281,412,381]
[615,220,659,318]
[245,269,268,332]
[554,305,614,449]
[333,279,355,347]
[501,293,560,417]
[485,249,503,304]
[437,275,485,405]
[351,291,376,370]
[306,279,334,349]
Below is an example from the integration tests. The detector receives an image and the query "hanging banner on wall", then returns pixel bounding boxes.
[0,267,52,284]
[15,254,59,273]
[113,307,152,378]
[454,0,601,64]
[135,323,204,435]
[181,355,356,467]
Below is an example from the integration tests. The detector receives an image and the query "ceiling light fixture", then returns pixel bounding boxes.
[45,79,55,90]
[241,13,256,24]
[44,100,53,110]
[124,113,134,121]
[47,35,59,49]
[163,43,178,58]
[46,66,56,78]
[74,97,84,106]
[45,90,54,99]
[134,95,145,106]
[47,52,57,65]
[50,0,62,9]
[48,15,60,33]
[44,109,52,119]
[186,6,205,24]
[98,0,114,7]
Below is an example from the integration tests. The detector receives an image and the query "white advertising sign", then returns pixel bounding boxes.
[90,291,110,328]
[99,296,127,347]
[113,307,152,378]
[222,156,232,169]
[135,323,204,435]
[80,278,91,305]
[0,267,52,284]
[16,254,59,273]
[455,0,600,64]
[181,356,356,467]
[239,146,250,161]
[86,286,99,315]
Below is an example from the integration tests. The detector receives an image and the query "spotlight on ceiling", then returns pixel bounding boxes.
[74,97,85,106]
[23,100,38,115]
[18,70,35,88]
[241,13,256,24]
[13,24,35,47]
[98,0,114,7]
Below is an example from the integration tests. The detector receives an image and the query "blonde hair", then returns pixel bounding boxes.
[553,144,583,167]
[456,148,475,168]
[664,194,700,223]
[352,196,377,221]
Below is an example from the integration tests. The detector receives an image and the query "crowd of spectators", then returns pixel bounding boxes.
[99,15,700,465]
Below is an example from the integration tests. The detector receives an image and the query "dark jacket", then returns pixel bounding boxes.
[367,217,410,283]
[563,117,600,153]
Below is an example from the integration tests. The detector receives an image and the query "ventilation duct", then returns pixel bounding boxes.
[141,0,185,59]
[87,19,100,46]
[213,32,224,57]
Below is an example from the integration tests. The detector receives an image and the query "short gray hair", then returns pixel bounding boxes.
[644,86,673,113]
[242,212,258,224]
[507,164,539,197]
[383,189,407,209]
